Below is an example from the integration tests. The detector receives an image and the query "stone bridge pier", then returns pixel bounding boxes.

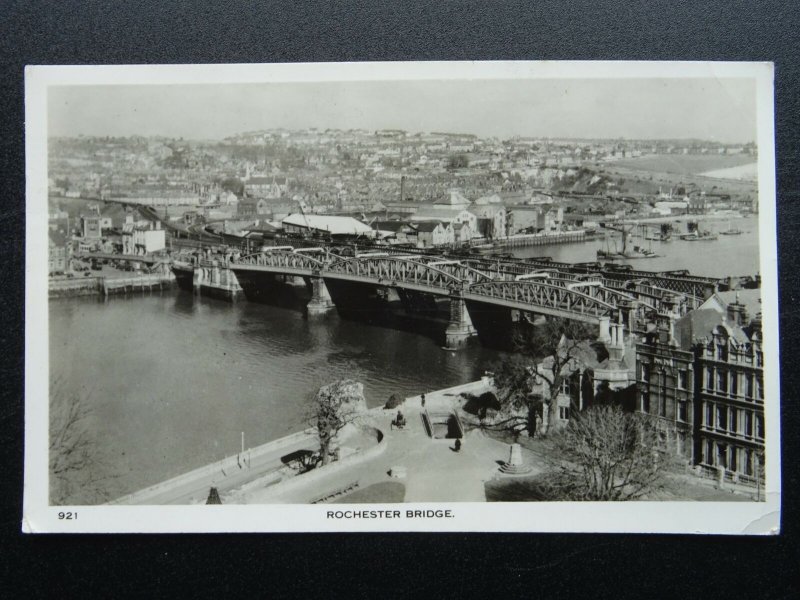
[445,289,477,350]
[306,272,335,315]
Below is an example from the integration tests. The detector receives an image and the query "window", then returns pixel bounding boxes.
[744,411,753,437]
[641,392,650,414]
[641,363,650,382]
[756,375,764,400]
[717,443,727,469]
[755,414,764,439]
[717,340,728,361]
[677,370,687,390]
[705,402,713,427]
[744,449,754,476]
[659,394,667,418]
[717,370,728,394]
[730,447,738,473]
[716,405,727,430]
[705,440,714,465]
[730,372,738,396]
[706,368,714,391]
[677,400,688,422]
[559,406,570,420]
[561,378,570,396]
[744,373,754,398]
[729,408,738,434]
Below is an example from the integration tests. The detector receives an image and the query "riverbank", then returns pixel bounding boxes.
[50,288,507,505]
[113,378,502,505]
[49,272,175,298]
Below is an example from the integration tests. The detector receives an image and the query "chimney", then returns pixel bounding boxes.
[727,292,747,326]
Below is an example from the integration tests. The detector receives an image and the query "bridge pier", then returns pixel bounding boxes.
[598,315,612,344]
[445,292,477,350]
[306,275,335,316]
[194,261,243,301]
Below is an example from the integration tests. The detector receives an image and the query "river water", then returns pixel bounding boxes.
[50,291,505,503]
[513,215,762,278]
[50,215,764,503]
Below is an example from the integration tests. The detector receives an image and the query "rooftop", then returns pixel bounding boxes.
[282,213,373,235]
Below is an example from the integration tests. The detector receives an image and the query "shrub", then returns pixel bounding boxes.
[384,393,404,410]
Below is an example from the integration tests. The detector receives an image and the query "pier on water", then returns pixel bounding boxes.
[473,230,586,252]
[102,273,175,296]
[49,272,175,299]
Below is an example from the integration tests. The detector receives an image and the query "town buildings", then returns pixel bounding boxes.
[237,198,270,219]
[691,298,764,484]
[629,290,765,482]
[122,217,166,255]
[635,317,696,458]
[281,213,374,237]
[243,175,288,199]
[48,230,70,275]
[415,221,454,247]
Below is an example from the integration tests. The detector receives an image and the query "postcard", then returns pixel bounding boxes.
[24,61,779,533]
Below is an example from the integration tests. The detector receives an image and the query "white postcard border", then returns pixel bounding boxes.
[24,61,780,534]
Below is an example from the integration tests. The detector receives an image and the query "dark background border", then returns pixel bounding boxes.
[1,1,798,597]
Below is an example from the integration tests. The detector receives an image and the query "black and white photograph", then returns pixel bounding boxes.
[23,61,780,533]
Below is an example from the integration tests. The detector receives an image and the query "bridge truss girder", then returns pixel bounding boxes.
[465,280,617,323]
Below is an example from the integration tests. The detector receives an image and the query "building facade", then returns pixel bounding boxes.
[415,221,453,247]
[635,321,696,458]
[693,321,764,484]
[48,230,70,275]
[122,220,166,255]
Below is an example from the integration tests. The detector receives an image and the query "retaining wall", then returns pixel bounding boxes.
[244,426,387,504]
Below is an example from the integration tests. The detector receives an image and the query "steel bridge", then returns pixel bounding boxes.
[230,248,640,324]
[297,240,720,299]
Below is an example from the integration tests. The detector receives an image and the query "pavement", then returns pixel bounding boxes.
[114,379,546,506]
[240,382,522,504]
[116,433,318,505]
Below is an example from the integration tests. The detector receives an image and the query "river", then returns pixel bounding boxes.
[50,215,763,503]
[50,291,506,503]
[512,215,762,277]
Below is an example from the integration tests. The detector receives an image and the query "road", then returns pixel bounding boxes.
[120,434,318,505]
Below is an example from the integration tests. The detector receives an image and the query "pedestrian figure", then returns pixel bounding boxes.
[454,438,462,452]
[421,393,426,408]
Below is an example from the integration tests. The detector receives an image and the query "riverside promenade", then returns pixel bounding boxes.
[112,379,540,505]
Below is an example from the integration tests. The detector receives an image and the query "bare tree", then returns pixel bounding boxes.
[542,406,677,501]
[306,380,366,467]
[49,388,117,505]
[490,354,543,438]
[492,317,595,436]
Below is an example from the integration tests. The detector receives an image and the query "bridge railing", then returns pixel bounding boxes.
[466,279,617,320]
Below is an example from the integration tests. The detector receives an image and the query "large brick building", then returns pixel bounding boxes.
[693,311,764,485]
[635,317,696,458]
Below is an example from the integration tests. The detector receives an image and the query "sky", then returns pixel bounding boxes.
[47,78,757,143]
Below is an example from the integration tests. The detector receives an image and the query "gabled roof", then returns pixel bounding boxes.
[674,309,724,349]
[414,221,444,233]
[411,207,467,221]
[469,205,504,218]
[714,289,762,319]
[282,214,373,235]
[434,189,471,207]
[373,221,415,233]
[474,193,503,205]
